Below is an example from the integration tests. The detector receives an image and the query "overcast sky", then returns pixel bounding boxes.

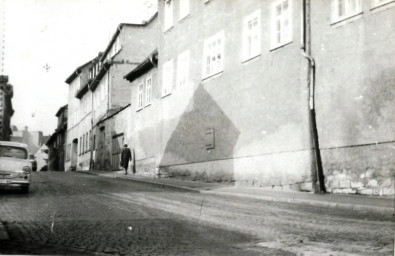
[2,0,156,135]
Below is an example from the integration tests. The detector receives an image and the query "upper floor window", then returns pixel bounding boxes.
[164,0,173,31]
[162,60,173,97]
[271,0,292,49]
[332,0,362,23]
[179,0,190,20]
[243,10,261,61]
[137,81,144,110]
[203,31,224,78]
[372,0,394,7]
[145,76,152,106]
[177,50,190,88]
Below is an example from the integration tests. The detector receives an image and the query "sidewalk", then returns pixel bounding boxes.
[80,170,394,214]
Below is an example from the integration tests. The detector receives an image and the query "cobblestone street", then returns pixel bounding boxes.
[0,171,393,255]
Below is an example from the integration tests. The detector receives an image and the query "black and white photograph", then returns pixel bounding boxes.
[0,0,394,255]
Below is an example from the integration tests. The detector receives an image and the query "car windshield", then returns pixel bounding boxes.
[0,146,28,159]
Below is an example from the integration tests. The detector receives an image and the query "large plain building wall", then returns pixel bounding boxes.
[129,67,160,176]
[157,0,314,189]
[312,1,395,195]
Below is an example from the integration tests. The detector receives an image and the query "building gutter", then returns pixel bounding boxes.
[301,0,326,193]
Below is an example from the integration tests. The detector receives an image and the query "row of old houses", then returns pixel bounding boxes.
[47,0,395,196]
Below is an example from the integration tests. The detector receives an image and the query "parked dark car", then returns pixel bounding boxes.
[29,155,37,172]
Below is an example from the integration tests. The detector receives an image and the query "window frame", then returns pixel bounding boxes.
[331,0,362,23]
[145,76,152,106]
[242,9,261,62]
[179,0,190,21]
[162,59,173,97]
[137,80,145,110]
[177,50,190,89]
[270,0,293,50]
[202,31,225,79]
[164,0,174,31]
[371,0,395,8]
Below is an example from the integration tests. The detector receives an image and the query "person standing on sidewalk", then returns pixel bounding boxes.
[120,144,132,175]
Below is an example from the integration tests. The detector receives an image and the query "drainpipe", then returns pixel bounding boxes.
[301,0,326,193]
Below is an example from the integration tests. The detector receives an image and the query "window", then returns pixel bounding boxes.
[203,31,224,78]
[162,59,173,97]
[93,135,96,150]
[177,50,190,88]
[85,132,89,153]
[82,134,85,154]
[243,10,261,61]
[179,0,190,20]
[137,81,144,110]
[79,136,82,156]
[164,0,173,31]
[372,0,394,7]
[145,76,152,106]
[332,0,362,22]
[271,0,292,49]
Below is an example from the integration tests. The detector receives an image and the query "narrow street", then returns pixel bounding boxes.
[0,171,393,255]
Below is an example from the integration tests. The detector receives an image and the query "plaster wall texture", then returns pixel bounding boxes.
[65,64,92,171]
[94,106,130,171]
[90,18,159,171]
[312,1,395,195]
[108,20,159,111]
[92,73,109,124]
[129,68,159,176]
[157,0,313,186]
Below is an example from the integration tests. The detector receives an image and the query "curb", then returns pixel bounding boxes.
[99,174,201,193]
[76,171,394,215]
[75,171,200,193]
[0,221,9,240]
[201,191,394,215]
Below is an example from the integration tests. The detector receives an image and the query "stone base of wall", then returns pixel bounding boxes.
[321,142,395,196]
[233,150,314,191]
[159,150,314,190]
[135,157,157,177]
[159,159,234,182]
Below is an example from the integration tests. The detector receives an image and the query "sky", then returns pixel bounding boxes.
[1,0,157,135]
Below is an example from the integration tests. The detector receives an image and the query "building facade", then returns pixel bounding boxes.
[64,14,159,172]
[125,50,159,176]
[311,0,395,195]
[0,75,14,141]
[123,0,394,194]
[65,57,96,171]
[46,105,68,171]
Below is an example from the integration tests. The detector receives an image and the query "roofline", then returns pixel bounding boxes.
[89,62,112,92]
[124,50,158,82]
[55,104,68,117]
[100,12,158,63]
[65,60,91,84]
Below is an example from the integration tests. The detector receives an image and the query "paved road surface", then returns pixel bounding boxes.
[0,172,393,255]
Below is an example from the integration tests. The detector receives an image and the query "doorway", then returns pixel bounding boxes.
[71,138,78,171]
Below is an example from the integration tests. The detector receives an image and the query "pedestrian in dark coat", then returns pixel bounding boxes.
[120,144,132,175]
